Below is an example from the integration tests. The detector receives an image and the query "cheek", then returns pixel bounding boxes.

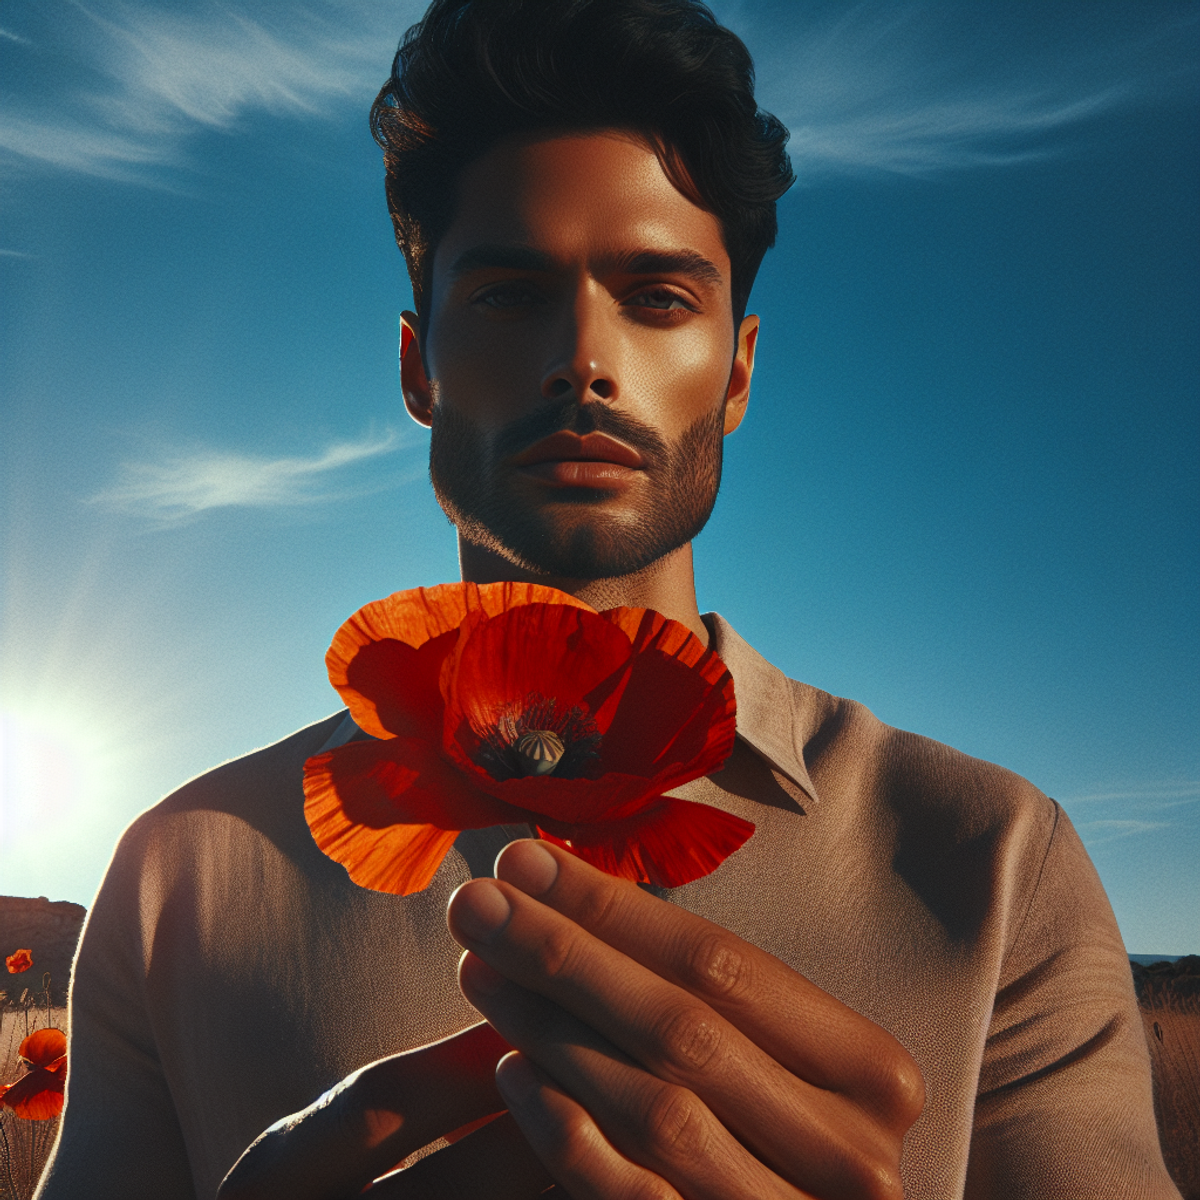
[427,321,542,421]
[630,325,733,431]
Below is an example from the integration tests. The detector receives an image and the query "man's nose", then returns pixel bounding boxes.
[540,288,618,403]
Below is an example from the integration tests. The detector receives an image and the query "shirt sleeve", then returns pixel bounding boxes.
[35,819,198,1200]
[964,803,1180,1200]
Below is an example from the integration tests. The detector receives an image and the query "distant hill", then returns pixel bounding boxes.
[0,895,87,1006]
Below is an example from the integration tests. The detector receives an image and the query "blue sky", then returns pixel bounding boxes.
[1,0,1197,952]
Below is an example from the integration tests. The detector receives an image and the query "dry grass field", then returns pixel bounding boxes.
[0,987,65,1200]
[1133,957,1200,1200]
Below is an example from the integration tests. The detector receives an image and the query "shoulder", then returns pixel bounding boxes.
[796,676,1058,864]
[98,711,351,911]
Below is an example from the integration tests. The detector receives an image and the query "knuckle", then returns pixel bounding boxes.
[555,1113,677,1200]
[685,932,753,1002]
[863,1042,925,1128]
[655,1005,725,1074]
[641,1084,711,1162]
[887,1058,926,1126]
[555,1105,605,1176]
[854,1158,906,1200]
[535,922,583,980]
[573,875,623,931]
[625,1179,679,1200]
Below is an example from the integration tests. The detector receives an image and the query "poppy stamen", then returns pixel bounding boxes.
[514,729,565,776]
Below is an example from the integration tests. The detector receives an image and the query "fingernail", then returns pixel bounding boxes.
[494,1051,539,1108]
[459,951,507,997]
[452,880,512,943]
[496,840,559,896]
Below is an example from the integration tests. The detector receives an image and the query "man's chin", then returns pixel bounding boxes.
[453,508,688,581]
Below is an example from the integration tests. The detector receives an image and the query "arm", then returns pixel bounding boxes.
[965,805,1180,1200]
[35,836,196,1199]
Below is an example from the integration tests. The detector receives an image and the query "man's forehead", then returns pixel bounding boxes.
[433,129,731,282]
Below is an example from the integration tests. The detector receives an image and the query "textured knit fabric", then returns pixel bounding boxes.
[39,616,1178,1200]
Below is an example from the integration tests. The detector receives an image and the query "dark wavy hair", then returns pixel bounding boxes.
[371,0,794,340]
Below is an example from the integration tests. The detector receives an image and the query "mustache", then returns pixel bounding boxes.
[492,399,670,466]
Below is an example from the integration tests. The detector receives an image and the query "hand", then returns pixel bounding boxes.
[217,1021,558,1198]
[448,839,925,1200]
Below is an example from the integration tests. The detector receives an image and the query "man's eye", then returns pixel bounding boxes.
[625,288,695,312]
[474,283,542,309]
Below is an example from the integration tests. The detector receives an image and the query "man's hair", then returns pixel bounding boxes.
[371,0,794,339]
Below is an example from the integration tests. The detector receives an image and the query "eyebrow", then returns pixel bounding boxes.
[610,249,724,288]
[448,244,556,277]
[447,243,725,288]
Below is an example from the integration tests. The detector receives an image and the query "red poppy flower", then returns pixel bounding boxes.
[0,1028,67,1120]
[304,582,752,895]
[5,948,32,974]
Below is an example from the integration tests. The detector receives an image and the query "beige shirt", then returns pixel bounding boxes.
[40,616,1178,1199]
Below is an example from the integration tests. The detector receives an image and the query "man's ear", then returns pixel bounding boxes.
[400,310,434,428]
[724,314,758,436]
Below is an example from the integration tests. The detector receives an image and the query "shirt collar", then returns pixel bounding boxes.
[703,612,822,808]
[315,611,822,808]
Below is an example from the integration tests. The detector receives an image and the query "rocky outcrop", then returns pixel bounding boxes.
[1132,956,1200,1200]
[0,896,86,1006]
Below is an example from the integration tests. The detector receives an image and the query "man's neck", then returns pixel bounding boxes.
[457,539,709,645]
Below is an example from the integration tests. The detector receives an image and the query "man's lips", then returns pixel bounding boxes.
[511,431,645,469]
[511,431,645,487]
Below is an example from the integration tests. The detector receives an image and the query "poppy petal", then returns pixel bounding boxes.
[593,651,734,779]
[443,604,633,775]
[601,607,712,672]
[0,1062,66,1120]
[537,797,755,888]
[5,948,33,974]
[328,583,594,739]
[304,738,525,895]
[18,1028,66,1068]
[589,609,736,786]
[341,630,459,741]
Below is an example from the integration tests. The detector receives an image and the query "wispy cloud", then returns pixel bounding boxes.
[0,26,30,45]
[1061,780,1198,846]
[1,0,423,180]
[90,430,406,522]
[0,248,35,259]
[1073,817,1172,846]
[1063,783,1200,806]
[1,1,1195,184]
[723,1,1199,178]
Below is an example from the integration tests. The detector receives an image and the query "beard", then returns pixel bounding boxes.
[429,394,725,579]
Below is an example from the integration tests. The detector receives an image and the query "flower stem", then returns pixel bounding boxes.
[0,1114,20,1200]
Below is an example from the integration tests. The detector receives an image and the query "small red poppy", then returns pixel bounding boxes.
[304,582,752,895]
[5,948,33,974]
[0,1028,67,1121]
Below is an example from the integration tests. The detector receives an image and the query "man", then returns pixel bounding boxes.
[41,1,1176,1198]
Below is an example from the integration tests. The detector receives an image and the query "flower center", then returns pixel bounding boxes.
[514,730,566,776]
[471,693,601,782]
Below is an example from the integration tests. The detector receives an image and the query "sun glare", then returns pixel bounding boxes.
[0,704,123,884]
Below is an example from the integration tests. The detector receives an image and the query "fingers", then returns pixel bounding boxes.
[218,1022,509,1200]
[462,966,796,1200]
[365,1110,554,1199]
[449,855,912,1199]
[496,840,924,1127]
[497,1052,686,1200]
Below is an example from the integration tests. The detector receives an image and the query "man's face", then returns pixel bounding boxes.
[406,129,756,579]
